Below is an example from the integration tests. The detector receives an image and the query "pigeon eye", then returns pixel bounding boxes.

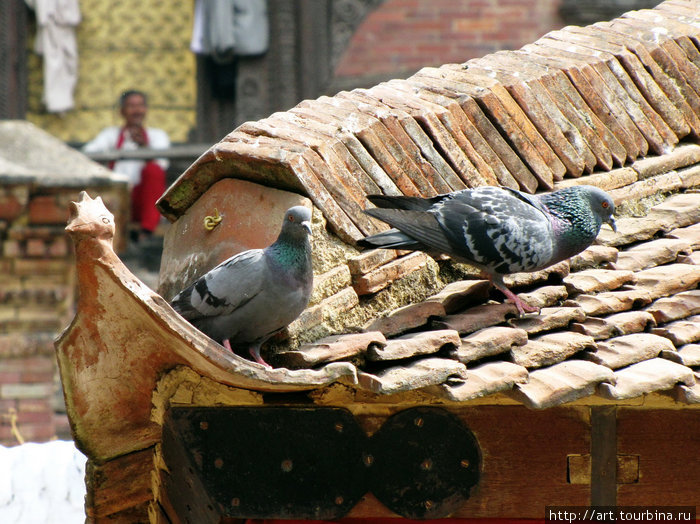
[601,201,609,209]
[288,215,294,222]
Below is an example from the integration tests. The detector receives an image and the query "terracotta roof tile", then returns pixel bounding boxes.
[510,307,586,335]
[674,380,700,404]
[598,193,700,246]
[264,112,381,197]
[411,67,539,191]
[365,298,445,337]
[679,164,700,188]
[598,357,696,400]
[459,61,589,177]
[424,280,491,314]
[571,310,657,340]
[347,248,397,276]
[651,314,700,346]
[646,290,700,323]
[510,360,615,409]
[310,265,352,306]
[416,65,558,189]
[563,268,636,294]
[678,251,700,264]
[332,92,463,193]
[238,121,378,237]
[286,287,359,341]
[565,288,654,316]
[511,332,597,369]
[450,326,528,363]
[584,333,675,369]
[633,263,700,299]
[569,245,619,271]
[667,222,700,249]
[428,361,529,402]
[401,76,523,188]
[630,144,700,179]
[517,47,636,164]
[366,330,460,362]
[432,302,518,335]
[515,285,570,310]
[615,16,700,96]
[536,37,676,155]
[554,167,638,192]
[663,343,700,366]
[371,81,497,188]
[357,357,467,395]
[301,98,430,197]
[275,332,386,369]
[609,172,685,205]
[485,51,620,171]
[553,25,691,138]
[353,252,430,295]
[614,238,693,271]
[605,20,700,128]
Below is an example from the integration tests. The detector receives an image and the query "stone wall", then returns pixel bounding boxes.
[0,183,127,445]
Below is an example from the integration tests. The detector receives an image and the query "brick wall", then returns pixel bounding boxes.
[334,0,564,82]
[0,184,127,446]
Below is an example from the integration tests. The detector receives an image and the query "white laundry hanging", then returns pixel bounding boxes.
[25,0,81,113]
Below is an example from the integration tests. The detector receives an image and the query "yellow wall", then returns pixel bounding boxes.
[26,0,197,143]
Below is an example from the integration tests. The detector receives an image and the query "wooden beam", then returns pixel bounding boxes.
[590,405,617,506]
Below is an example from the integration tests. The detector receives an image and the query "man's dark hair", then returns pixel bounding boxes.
[119,89,148,108]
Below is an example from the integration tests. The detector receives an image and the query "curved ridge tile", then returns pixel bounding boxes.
[598,357,695,400]
[510,360,615,409]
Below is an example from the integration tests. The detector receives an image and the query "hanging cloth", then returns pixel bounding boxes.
[191,0,269,62]
[25,0,81,113]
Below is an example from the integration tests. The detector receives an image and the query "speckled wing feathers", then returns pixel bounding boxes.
[364,187,555,275]
[435,189,554,273]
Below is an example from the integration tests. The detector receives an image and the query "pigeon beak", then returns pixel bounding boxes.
[606,216,617,232]
[302,220,312,235]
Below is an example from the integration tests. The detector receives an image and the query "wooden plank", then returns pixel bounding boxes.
[590,406,617,506]
[348,405,590,518]
[617,409,700,509]
[85,448,154,519]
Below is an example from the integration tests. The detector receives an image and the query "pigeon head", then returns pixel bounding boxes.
[279,205,312,239]
[582,185,616,232]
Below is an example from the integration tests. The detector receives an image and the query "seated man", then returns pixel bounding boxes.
[83,90,170,241]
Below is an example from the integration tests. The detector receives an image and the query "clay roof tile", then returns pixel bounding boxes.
[598,357,696,400]
[510,360,615,409]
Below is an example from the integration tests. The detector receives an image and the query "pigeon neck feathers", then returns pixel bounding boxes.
[265,216,312,280]
[538,185,611,262]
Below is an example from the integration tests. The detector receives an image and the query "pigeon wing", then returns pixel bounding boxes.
[171,249,267,321]
[434,188,555,273]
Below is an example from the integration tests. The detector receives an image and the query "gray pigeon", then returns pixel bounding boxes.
[171,206,313,367]
[359,185,616,315]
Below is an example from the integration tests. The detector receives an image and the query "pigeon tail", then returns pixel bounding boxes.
[367,194,444,211]
[357,228,426,250]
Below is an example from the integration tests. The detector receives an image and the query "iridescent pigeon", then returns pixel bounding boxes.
[171,206,313,367]
[359,185,616,315]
